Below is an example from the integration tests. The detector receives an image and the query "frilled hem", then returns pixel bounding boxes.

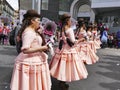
[10,62,51,90]
[49,52,88,82]
[78,43,99,65]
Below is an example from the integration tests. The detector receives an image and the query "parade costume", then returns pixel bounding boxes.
[92,30,101,49]
[77,29,99,64]
[87,31,97,53]
[10,30,51,90]
[50,28,88,82]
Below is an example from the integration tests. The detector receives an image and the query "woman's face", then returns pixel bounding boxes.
[31,17,40,29]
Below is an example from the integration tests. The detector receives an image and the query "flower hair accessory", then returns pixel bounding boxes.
[43,21,57,36]
[44,29,53,36]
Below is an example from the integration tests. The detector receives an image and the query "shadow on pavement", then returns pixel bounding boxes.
[96,54,120,80]
[0,66,13,90]
[99,82,120,90]
[96,53,120,89]
[98,62,120,73]
[102,55,120,62]
[96,71,120,80]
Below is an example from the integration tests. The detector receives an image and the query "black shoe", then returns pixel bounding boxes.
[59,81,69,90]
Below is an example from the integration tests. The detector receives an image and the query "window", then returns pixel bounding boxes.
[41,0,48,10]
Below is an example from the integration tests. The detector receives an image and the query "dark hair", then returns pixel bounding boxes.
[19,17,33,39]
[59,14,71,49]
[77,21,85,28]
[59,13,71,37]
[4,23,7,26]
[60,13,71,27]
[23,9,40,19]
[18,10,46,48]
[46,24,52,31]
[75,20,85,37]
[37,32,46,46]
[19,10,40,37]
[58,13,74,48]
[86,25,92,32]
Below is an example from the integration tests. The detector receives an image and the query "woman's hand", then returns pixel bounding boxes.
[77,38,85,43]
[39,45,49,52]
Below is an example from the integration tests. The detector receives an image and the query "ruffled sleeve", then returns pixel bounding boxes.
[21,30,35,50]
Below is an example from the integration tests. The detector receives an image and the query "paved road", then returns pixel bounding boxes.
[0,45,17,90]
[0,45,120,90]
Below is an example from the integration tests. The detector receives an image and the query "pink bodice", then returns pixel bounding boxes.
[21,29,42,50]
[62,28,76,43]
[78,30,87,39]
[15,29,48,64]
[87,31,92,37]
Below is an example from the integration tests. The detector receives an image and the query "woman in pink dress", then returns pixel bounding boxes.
[49,13,88,90]
[92,26,101,49]
[86,25,97,53]
[75,21,99,65]
[10,10,51,90]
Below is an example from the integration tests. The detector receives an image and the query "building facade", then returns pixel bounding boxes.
[19,0,120,29]
[0,0,17,25]
[19,0,59,21]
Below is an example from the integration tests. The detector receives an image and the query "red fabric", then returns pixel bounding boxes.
[2,27,10,35]
[44,29,53,36]
[0,27,2,33]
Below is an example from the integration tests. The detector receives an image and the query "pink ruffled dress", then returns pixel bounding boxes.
[92,31,101,49]
[49,28,88,82]
[87,31,97,53]
[77,30,99,64]
[10,30,51,90]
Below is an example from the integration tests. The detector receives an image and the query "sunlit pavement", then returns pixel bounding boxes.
[0,45,120,90]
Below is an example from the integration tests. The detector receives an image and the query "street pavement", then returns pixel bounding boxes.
[0,45,120,90]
